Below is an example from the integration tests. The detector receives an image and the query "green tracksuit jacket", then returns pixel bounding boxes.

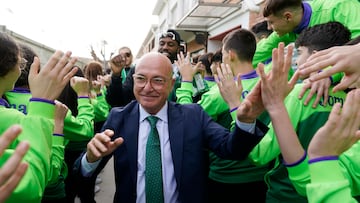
[249,84,348,202]
[0,97,55,203]
[253,0,360,67]
[176,70,271,184]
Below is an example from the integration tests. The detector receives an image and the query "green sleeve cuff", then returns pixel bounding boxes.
[309,159,345,183]
[287,155,309,181]
[78,97,91,105]
[52,135,65,146]
[27,100,55,119]
[181,81,193,90]
[230,110,237,122]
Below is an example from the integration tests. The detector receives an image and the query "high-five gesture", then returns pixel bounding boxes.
[29,51,78,100]
[257,42,299,113]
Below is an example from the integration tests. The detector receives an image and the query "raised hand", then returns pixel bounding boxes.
[258,42,299,113]
[298,43,360,92]
[29,51,78,100]
[109,54,125,76]
[86,130,124,163]
[70,76,90,97]
[0,125,30,203]
[54,100,69,135]
[175,52,198,81]
[215,63,242,110]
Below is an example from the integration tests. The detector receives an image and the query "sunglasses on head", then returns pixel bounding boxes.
[159,32,176,41]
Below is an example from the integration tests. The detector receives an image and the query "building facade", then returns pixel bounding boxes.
[137,0,266,59]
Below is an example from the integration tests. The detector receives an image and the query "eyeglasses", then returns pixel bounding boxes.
[133,74,168,90]
[19,58,28,70]
[159,32,176,41]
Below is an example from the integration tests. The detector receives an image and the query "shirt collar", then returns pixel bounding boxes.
[293,2,312,34]
[240,70,258,80]
[139,101,168,123]
[9,87,31,93]
[204,76,215,81]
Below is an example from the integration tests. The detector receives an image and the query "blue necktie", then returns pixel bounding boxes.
[145,116,164,203]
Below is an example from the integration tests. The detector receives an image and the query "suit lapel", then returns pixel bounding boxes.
[167,102,184,185]
[123,104,140,186]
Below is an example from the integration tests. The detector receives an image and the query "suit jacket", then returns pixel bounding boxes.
[74,101,268,203]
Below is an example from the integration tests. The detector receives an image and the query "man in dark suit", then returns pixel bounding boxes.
[75,52,268,203]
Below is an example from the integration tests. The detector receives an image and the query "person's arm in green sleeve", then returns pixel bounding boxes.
[46,101,67,185]
[92,93,110,122]
[64,97,95,141]
[176,81,194,104]
[252,32,297,68]
[47,134,65,185]
[306,159,357,203]
[305,89,360,202]
[175,52,199,104]
[1,100,55,203]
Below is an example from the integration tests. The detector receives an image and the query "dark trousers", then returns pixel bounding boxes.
[207,178,268,203]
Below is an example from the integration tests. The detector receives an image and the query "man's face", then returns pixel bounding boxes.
[133,54,175,114]
[118,48,133,67]
[265,14,294,37]
[158,37,179,63]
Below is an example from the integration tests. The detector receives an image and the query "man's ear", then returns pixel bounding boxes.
[283,11,292,21]
[229,50,236,61]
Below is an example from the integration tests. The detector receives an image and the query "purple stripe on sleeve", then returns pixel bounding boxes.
[30,98,55,105]
[283,151,307,167]
[308,156,338,164]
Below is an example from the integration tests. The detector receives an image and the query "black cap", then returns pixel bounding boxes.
[159,29,181,45]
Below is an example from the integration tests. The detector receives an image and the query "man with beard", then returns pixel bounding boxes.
[105,29,184,107]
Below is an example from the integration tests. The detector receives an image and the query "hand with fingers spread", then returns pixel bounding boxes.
[29,51,79,100]
[86,129,124,163]
[0,125,30,203]
[298,43,360,92]
[215,63,242,110]
[175,52,199,82]
[298,75,331,108]
[256,42,304,165]
[257,42,299,114]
